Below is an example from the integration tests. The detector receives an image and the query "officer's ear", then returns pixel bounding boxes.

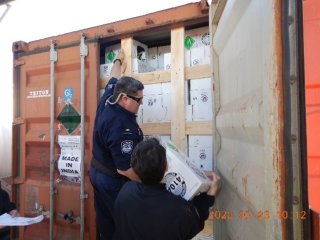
[118,94,129,108]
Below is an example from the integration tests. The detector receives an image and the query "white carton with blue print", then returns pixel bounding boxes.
[162,140,211,200]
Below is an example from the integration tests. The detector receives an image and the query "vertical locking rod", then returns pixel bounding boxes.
[49,40,57,240]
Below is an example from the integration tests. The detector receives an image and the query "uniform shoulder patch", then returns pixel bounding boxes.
[121,140,134,154]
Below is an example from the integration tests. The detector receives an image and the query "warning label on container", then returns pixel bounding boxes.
[57,135,81,178]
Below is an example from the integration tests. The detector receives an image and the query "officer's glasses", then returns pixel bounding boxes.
[126,94,143,104]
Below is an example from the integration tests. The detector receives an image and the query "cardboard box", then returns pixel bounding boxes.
[190,90,213,121]
[159,135,171,143]
[163,140,211,200]
[141,83,171,123]
[188,146,213,171]
[158,45,171,70]
[185,26,210,67]
[188,136,213,171]
[185,78,213,121]
[144,83,162,95]
[100,63,113,80]
[161,82,171,122]
[161,92,171,122]
[188,135,212,148]
[190,78,212,91]
[132,40,149,73]
[105,44,121,63]
[147,47,158,70]
[142,94,163,123]
[137,107,143,124]
[100,43,121,79]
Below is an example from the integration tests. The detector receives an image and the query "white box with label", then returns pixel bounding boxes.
[133,40,148,73]
[185,27,210,67]
[99,63,113,80]
[188,146,213,171]
[188,136,212,148]
[137,107,143,124]
[105,44,121,63]
[190,78,212,91]
[190,90,213,121]
[163,140,211,200]
[144,83,162,95]
[161,92,171,122]
[142,94,163,123]
[161,82,171,122]
[147,47,158,71]
[158,45,171,70]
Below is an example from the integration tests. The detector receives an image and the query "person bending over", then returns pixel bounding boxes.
[114,137,221,240]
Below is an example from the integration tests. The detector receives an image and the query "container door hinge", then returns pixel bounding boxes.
[14,59,25,67]
[13,117,25,126]
[80,193,88,200]
[50,188,57,195]
[50,41,58,62]
[80,34,88,57]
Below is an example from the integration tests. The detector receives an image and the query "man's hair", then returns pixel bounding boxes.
[114,76,144,99]
[131,138,167,185]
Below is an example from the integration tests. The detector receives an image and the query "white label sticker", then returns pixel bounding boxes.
[58,135,81,178]
[27,89,50,98]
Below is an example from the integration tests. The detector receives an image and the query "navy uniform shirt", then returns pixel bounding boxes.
[92,78,143,173]
[114,181,215,240]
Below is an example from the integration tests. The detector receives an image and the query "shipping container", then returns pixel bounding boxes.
[303,0,320,238]
[6,0,315,239]
[10,1,213,239]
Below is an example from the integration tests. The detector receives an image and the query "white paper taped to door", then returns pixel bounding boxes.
[58,135,81,178]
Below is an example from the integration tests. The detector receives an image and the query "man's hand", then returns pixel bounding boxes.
[117,49,125,63]
[206,172,221,196]
[117,168,141,183]
[110,48,125,79]
[9,209,19,217]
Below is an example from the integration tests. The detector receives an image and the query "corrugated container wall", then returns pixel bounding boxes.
[210,0,309,240]
[303,0,320,238]
[11,1,213,239]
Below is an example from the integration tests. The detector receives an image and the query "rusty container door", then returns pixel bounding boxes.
[210,0,308,239]
[12,38,98,239]
[303,0,320,238]
[303,0,320,214]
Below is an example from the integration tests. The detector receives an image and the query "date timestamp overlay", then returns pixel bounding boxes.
[210,209,308,221]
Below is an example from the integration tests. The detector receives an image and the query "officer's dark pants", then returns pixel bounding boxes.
[89,167,121,240]
[0,227,10,240]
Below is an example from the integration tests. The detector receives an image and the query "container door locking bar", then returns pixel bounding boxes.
[49,40,57,240]
[80,34,88,240]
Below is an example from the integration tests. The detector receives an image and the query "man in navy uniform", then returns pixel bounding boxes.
[114,138,221,240]
[89,49,144,240]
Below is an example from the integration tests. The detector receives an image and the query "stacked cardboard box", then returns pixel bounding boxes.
[185,26,211,67]
[147,45,171,71]
[100,40,149,81]
[188,136,213,171]
[132,40,149,73]
[100,44,121,80]
[186,77,213,121]
[138,82,171,123]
